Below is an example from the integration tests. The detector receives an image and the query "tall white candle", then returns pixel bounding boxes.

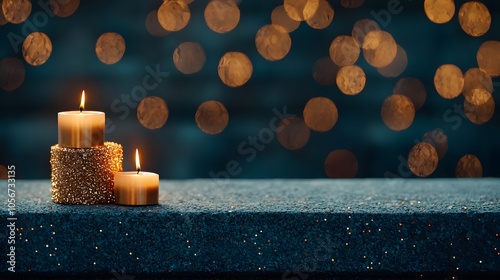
[58,90,105,148]
[114,149,159,206]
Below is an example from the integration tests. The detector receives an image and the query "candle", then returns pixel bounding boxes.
[114,149,159,206]
[58,90,105,148]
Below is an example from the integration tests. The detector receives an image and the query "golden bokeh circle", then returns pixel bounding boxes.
[458,1,491,37]
[352,19,380,46]
[312,57,339,86]
[271,5,300,33]
[145,9,170,37]
[341,0,365,9]
[137,96,169,130]
[381,94,415,131]
[303,97,338,132]
[329,35,360,67]
[218,51,253,87]
[50,0,79,18]
[377,45,407,78]
[477,40,500,77]
[462,67,493,104]
[22,32,52,66]
[464,95,495,125]
[2,0,31,24]
[434,64,464,99]
[465,88,492,106]
[422,130,448,160]
[408,142,439,177]
[276,117,310,150]
[158,0,191,32]
[393,77,426,111]
[255,24,292,61]
[204,0,240,34]
[195,100,229,135]
[173,41,206,74]
[95,32,126,65]
[305,0,334,30]
[336,65,366,95]
[456,154,483,178]
[324,149,358,178]
[0,164,7,179]
[0,57,25,92]
[362,30,397,68]
[424,0,455,24]
[283,0,319,22]
[0,4,7,26]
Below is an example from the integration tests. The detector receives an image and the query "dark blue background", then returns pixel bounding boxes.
[1,0,499,179]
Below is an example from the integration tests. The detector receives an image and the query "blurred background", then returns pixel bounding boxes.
[0,0,499,179]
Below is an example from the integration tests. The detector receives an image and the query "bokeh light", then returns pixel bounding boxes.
[195,100,229,135]
[377,45,407,78]
[422,130,448,160]
[464,95,495,125]
[458,1,491,37]
[362,30,397,68]
[312,57,339,86]
[393,77,426,111]
[283,0,319,22]
[22,32,52,66]
[434,64,464,99]
[50,0,79,18]
[462,68,493,104]
[381,94,415,131]
[157,0,191,32]
[407,142,439,177]
[456,154,483,178]
[95,32,126,65]
[0,57,25,91]
[424,0,455,24]
[303,97,338,132]
[271,5,300,33]
[255,24,291,61]
[276,117,310,150]
[173,41,206,74]
[0,164,7,179]
[352,18,380,45]
[324,149,358,178]
[2,0,31,24]
[305,0,334,30]
[329,35,360,67]
[476,40,500,77]
[137,96,169,130]
[218,51,253,87]
[341,0,364,9]
[145,9,170,37]
[204,0,240,34]
[336,65,366,95]
[0,1,7,26]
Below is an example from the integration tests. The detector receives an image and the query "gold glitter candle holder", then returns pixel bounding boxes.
[50,142,123,204]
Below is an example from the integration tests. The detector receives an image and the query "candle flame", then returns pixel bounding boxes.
[136,148,141,174]
[80,90,85,113]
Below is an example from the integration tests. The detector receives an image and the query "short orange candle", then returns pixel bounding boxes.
[114,149,159,206]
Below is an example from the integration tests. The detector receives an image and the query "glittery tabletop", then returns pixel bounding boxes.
[1,179,499,277]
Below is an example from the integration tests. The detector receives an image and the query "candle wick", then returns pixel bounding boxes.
[137,168,140,174]
[79,107,83,113]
